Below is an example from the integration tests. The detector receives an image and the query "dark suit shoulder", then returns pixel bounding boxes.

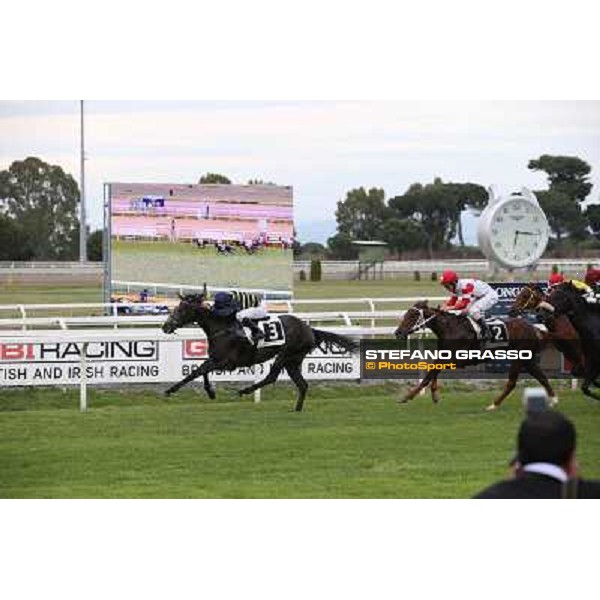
[474,474,600,499]
[473,474,561,499]
[577,479,600,499]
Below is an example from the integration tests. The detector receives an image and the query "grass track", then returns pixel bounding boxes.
[1,383,599,498]
[112,240,292,291]
[0,283,103,307]
[295,278,443,300]
[3,279,599,498]
[0,278,440,313]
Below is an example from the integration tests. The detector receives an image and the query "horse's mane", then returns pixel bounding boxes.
[551,282,600,314]
[180,293,207,306]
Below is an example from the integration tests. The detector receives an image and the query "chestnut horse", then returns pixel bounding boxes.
[394,300,556,411]
[510,283,587,380]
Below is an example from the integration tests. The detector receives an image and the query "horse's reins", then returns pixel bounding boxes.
[169,301,242,341]
[401,307,436,336]
[519,286,541,311]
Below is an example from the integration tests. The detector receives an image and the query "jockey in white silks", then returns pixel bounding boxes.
[210,291,268,345]
[439,270,499,341]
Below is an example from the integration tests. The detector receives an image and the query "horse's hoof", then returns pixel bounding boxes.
[582,388,600,401]
[164,390,173,397]
[207,388,216,400]
[548,396,559,407]
[485,403,498,412]
[397,397,410,404]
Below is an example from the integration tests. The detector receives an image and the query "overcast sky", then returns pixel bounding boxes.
[1,100,599,243]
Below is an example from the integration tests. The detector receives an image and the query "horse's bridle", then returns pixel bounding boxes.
[517,286,542,312]
[399,306,436,336]
[166,298,206,330]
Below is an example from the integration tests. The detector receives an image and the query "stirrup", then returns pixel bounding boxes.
[241,319,264,342]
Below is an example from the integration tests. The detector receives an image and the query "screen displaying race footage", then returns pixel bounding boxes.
[106,182,294,306]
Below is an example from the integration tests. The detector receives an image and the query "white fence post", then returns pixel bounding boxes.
[18,305,26,331]
[365,298,376,336]
[254,366,261,403]
[80,342,89,412]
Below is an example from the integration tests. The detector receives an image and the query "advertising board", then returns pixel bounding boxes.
[0,335,358,387]
[105,182,294,304]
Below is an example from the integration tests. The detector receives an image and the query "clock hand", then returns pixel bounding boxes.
[515,230,540,236]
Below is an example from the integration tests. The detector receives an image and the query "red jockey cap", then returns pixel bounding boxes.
[440,270,458,285]
[585,268,600,285]
[548,272,565,286]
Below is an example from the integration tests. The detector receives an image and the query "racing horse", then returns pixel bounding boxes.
[394,300,556,411]
[546,282,600,401]
[510,283,589,381]
[161,293,358,411]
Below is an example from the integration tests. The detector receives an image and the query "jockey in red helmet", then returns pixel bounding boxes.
[548,271,597,304]
[439,270,499,341]
[548,272,565,288]
[585,268,600,291]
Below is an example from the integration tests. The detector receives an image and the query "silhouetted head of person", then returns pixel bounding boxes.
[516,411,576,471]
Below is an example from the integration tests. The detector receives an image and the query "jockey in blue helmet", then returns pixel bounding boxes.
[211,291,266,346]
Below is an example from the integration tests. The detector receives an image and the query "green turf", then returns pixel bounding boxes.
[1,383,599,498]
[0,283,102,305]
[295,278,444,300]
[0,278,441,318]
[112,240,293,291]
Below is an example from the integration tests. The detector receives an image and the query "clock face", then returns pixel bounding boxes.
[486,198,549,268]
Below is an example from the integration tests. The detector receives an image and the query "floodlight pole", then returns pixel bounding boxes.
[79,100,88,263]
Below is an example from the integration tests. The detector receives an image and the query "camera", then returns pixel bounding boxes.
[522,387,548,413]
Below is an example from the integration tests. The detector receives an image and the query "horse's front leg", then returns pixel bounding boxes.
[165,358,217,396]
[430,371,441,404]
[486,361,520,411]
[238,354,286,396]
[581,363,600,401]
[203,373,216,399]
[398,370,435,404]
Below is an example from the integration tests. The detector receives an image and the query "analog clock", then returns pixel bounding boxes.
[477,187,550,269]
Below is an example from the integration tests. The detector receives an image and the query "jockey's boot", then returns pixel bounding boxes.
[240,318,265,346]
[477,318,491,342]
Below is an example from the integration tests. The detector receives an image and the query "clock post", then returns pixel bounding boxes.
[477,186,550,279]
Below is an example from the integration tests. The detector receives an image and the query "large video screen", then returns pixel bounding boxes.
[106,183,294,304]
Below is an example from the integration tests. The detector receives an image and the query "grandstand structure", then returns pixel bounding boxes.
[109,183,294,245]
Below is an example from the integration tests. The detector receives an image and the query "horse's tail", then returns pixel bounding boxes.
[312,329,359,354]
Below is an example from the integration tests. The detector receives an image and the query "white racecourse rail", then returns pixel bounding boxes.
[0,297,417,411]
[0,325,389,411]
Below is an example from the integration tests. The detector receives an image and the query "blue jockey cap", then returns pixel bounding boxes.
[213,291,233,306]
[212,291,238,317]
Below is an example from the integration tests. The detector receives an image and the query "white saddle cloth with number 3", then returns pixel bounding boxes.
[243,316,287,348]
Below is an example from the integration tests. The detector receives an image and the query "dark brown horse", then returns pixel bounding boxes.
[162,293,358,411]
[394,300,556,411]
[510,283,587,379]
[546,283,600,401]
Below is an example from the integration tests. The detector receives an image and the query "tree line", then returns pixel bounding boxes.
[0,162,254,262]
[308,155,598,260]
[0,157,102,261]
[1,155,597,262]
